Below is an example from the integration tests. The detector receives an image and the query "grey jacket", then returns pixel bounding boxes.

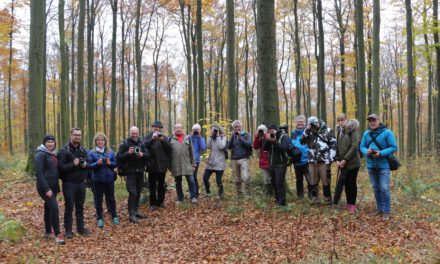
[169,135,196,176]
[227,132,253,160]
[206,136,227,171]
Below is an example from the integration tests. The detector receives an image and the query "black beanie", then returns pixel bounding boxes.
[42,135,56,145]
[268,124,278,131]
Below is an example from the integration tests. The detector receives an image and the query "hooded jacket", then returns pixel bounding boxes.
[300,120,336,164]
[35,145,59,193]
[360,123,398,169]
[253,125,269,169]
[290,128,309,166]
[58,142,89,183]
[87,147,118,182]
[206,135,227,171]
[227,131,253,160]
[190,134,206,163]
[336,119,361,170]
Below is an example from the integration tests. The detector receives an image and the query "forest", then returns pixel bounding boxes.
[0,0,439,262]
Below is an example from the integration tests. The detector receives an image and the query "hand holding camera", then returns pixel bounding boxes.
[128,147,135,155]
[79,158,87,168]
[73,157,80,166]
[211,128,219,138]
[97,158,103,165]
[134,146,143,157]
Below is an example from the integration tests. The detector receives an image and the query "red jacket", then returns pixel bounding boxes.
[253,135,270,169]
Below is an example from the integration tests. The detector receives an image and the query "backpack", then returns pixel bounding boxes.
[281,134,302,164]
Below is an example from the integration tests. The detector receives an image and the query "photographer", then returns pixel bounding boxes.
[252,125,271,195]
[116,126,150,223]
[300,117,336,205]
[203,124,227,198]
[87,132,119,228]
[291,115,312,199]
[360,114,398,221]
[190,123,206,198]
[263,125,290,206]
[227,120,253,198]
[143,121,171,210]
[58,128,91,238]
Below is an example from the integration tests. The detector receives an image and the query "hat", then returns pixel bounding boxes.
[307,116,319,125]
[257,124,268,133]
[152,121,163,128]
[268,124,278,131]
[192,124,202,132]
[42,134,56,145]
[367,114,379,121]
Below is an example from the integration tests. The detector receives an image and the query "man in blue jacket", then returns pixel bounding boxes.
[291,115,312,199]
[191,123,206,198]
[360,114,398,221]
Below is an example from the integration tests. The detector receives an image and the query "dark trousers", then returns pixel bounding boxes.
[333,167,359,205]
[94,181,117,220]
[193,162,200,197]
[175,175,197,201]
[269,166,287,205]
[126,173,144,215]
[37,188,61,236]
[91,181,111,212]
[293,164,312,198]
[62,181,86,232]
[148,172,166,206]
[203,169,224,196]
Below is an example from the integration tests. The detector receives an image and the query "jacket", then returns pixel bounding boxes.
[87,148,117,182]
[116,138,150,174]
[206,135,227,171]
[169,134,196,176]
[35,145,59,193]
[300,120,336,164]
[227,132,253,160]
[360,124,398,169]
[143,132,172,173]
[263,130,290,167]
[190,135,206,163]
[253,136,269,169]
[58,142,89,183]
[336,119,361,170]
[290,128,309,166]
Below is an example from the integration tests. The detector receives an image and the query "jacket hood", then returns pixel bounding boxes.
[368,123,386,132]
[257,124,268,133]
[212,123,225,135]
[318,120,328,132]
[37,144,56,155]
[347,119,359,133]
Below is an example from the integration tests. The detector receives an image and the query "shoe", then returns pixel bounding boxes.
[112,217,120,225]
[149,205,158,211]
[382,213,390,221]
[44,233,52,240]
[55,234,65,245]
[97,219,104,228]
[78,228,92,236]
[347,204,357,212]
[129,215,139,224]
[191,198,198,203]
[374,211,383,216]
[65,231,74,239]
[159,204,166,209]
[323,200,333,205]
[135,212,147,219]
[343,204,350,210]
[175,201,183,205]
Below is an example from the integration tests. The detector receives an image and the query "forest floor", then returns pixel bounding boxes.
[0,155,439,263]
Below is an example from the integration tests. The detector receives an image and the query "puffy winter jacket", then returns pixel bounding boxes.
[300,120,336,164]
[190,135,206,163]
[336,119,361,170]
[253,136,270,169]
[206,135,227,171]
[227,132,253,160]
[360,124,398,169]
[35,145,59,193]
[87,148,117,182]
[290,128,309,166]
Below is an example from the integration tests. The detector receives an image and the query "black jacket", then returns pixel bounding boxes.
[143,132,171,173]
[57,142,89,183]
[116,138,150,174]
[227,132,253,160]
[35,145,60,192]
[263,130,290,167]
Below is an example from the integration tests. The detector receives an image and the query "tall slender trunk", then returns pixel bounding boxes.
[76,0,86,131]
[355,0,367,132]
[7,0,14,154]
[316,0,326,121]
[87,0,96,147]
[293,0,301,115]
[59,0,69,142]
[110,0,117,148]
[135,0,142,133]
[226,0,236,121]
[371,0,380,114]
[196,0,204,127]
[406,0,416,158]
[433,0,440,155]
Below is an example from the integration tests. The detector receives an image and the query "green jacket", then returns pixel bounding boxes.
[169,134,196,176]
[336,119,361,170]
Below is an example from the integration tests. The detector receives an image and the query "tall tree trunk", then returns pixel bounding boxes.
[196,0,204,127]
[371,0,380,114]
[355,0,367,132]
[316,0,326,121]
[110,0,117,148]
[256,0,279,125]
[434,0,440,154]
[120,1,127,139]
[70,4,76,128]
[179,2,192,126]
[226,0,236,121]
[293,0,301,115]
[423,0,433,153]
[7,0,14,154]
[135,0,142,133]
[87,0,96,148]
[192,24,198,124]
[59,0,69,143]
[406,0,416,158]
[77,0,86,131]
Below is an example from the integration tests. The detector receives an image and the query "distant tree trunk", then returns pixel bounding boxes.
[423,0,433,153]
[135,0,142,133]
[434,0,440,154]
[70,4,76,128]
[406,0,416,158]
[367,29,372,114]
[293,0,301,115]
[179,2,192,125]
[316,0,326,122]
[59,0,69,142]
[355,0,366,132]
[153,15,165,122]
[99,29,107,135]
[196,0,204,127]
[119,1,128,139]
[110,0,117,148]
[87,0,96,148]
[27,0,46,173]
[7,0,14,154]
[371,0,380,114]
[256,0,279,125]
[76,0,85,131]
[226,0,237,121]
[192,27,198,123]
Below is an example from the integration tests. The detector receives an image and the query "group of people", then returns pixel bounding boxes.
[34,114,398,245]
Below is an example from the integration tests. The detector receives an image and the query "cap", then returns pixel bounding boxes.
[268,124,278,131]
[307,116,319,125]
[43,134,56,144]
[367,114,379,121]
[152,121,163,128]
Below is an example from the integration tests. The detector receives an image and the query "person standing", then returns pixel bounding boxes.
[333,114,361,212]
[143,121,171,210]
[169,123,198,204]
[116,126,150,223]
[203,124,227,198]
[252,124,271,195]
[360,114,398,220]
[35,135,65,244]
[228,120,253,198]
[87,132,119,228]
[190,123,206,198]
[58,128,92,238]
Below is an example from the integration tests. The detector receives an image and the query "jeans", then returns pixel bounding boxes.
[368,168,391,214]
[203,169,224,196]
[37,187,61,236]
[175,175,197,201]
[126,173,144,215]
[269,166,287,205]
[62,181,86,232]
[193,162,200,197]
[293,164,312,198]
[148,172,166,206]
[94,181,117,220]
[333,167,359,205]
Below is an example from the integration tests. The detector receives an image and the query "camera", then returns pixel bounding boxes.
[79,158,87,167]
[134,146,141,155]
[157,133,163,138]
[193,131,199,136]
[270,132,276,139]
[234,131,239,136]
[101,157,108,164]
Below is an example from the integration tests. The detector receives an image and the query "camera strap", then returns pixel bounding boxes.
[368,129,385,149]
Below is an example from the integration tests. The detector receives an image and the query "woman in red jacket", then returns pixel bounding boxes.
[253,125,271,195]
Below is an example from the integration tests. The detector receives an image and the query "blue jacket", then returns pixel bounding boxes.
[87,148,117,182]
[190,135,206,163]
[291,128,309,166]
[360,124,398,169]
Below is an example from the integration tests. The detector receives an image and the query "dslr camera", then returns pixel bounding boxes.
[79,158,87,167]
[157,133,163,138]
[101,157,108,164]
[258,129,265,137]
[270,132,276,139]
[134,146,141,155]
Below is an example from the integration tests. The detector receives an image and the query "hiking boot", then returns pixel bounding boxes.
[347,204,357,212]
[382,213,390,221]
[129,215,139,224]
[135,212,147,219]
[78,228,92,236]
[97,219,104,228]
[55,234,65,245]
[374,211,383,216]
[149,205,158,211]
[44,233,52,240]
[112,217,120,225]
[159,203,166,209]
[191,198,198,203]
[175,201,183,206]
[65,231,74,239]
